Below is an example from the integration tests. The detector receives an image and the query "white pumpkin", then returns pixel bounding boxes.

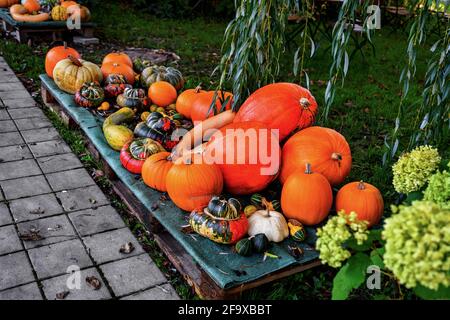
[248,209,289,242]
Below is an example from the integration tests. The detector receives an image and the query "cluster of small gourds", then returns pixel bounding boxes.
[7,0,90,23]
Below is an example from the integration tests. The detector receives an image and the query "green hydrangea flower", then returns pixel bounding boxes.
[423,162,450,208]
[383,201,450,290]
[392,145,441,194]
[316,211,369,268]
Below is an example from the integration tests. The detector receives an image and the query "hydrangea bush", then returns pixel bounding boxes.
[392,145,441,194]
[383,201,450,290]
[423,162,450,208]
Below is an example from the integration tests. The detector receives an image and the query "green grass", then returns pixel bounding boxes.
[0,2,444,300]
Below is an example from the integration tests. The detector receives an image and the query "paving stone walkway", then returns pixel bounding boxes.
[0,57,179,300]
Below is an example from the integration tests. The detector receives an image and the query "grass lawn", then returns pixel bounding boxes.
[0,2,446,299]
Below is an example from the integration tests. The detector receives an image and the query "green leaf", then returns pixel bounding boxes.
[345,229,382,251]
[405,191,424,204]
[332,252,372,300]
[414,284,450,300]
[370,247,385,268]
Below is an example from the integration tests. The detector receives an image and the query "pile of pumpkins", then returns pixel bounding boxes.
[7,0,90,23]
[44,44,385,256]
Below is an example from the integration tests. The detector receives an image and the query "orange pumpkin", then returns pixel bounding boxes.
[280,126,352,186]
[281,163,332,226]
[0,0,19,9]
[175,86,205,119]
[101,62,134,85]
[233,83,318,141]
[142,152,173,192]
[190,91,233,123]
[23,0,40,11]
[60,1,77,8]
[335,181,384,227]
[148,81,177,107]
[204,121,280,195]
[166,157,223,212]
[45,43,81,78]
[102,52,133,69]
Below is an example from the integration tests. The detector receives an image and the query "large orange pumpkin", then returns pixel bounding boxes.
[166,157,223,212]
[175,86,205,119]
[190,91,233,123]
[23,0,40,11]
[102,52,133,69]
[45,43,81,78]
[142,152,173,192]
[280,126,352,186]
[335,181,384,227]
[148,81,177,107]
[281,163,332,226]
[101,62,134,85]
[204,121,280,195]
[233,83,318,141]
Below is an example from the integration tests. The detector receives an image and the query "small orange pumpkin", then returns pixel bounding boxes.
[166,157,223,212]
[101,62,135,85]
[23,0,40,12]
[148,81,177,107]
[175,86,205,119]
[45,43,81,78]
[335,181,384,227]
[190,90,233,122]
[102,52,133,69]
[280,126,352,186]
[142,152,173,192]
[281,163,332,226]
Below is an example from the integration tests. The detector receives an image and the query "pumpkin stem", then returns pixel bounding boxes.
[63,41,67,50]
[68,55,83,67]
[261,197,275,211]
[331,153,342,161]
[299,97,310,109]
[194,84,202,93]
[358,180,366,190]
[305,163,312,174]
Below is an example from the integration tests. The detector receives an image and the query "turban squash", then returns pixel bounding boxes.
[280,126,352,186]
[233,82,318,141]
[134,111,179,150]
[74,82,104,108]
[120,138,165,174]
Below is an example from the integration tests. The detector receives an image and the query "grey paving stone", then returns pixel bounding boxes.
[0,82,27,92]
[100,254,167,297]
[0,109,10,120]
[0,76,19,84]
[56,185,109,212]
[0,225,22,255]
[0,120,17,133]
[0,251,35,290]
[46,168,95,192]
[8,107,45,120]
[21,127,60,143]
[17,215,77,249]
[0,131,24,147]
[0,175,52,200]
[0,282,42,300]
[29,139,71,158]
[0,144,32,162]
[41,267,111,300]
[14,117,52,131]
[0,159,41,181]
[0,203,12,226]
[28,239,93,279]
[121,283,179,300]
[1,96,36,106]
[9,193,64,223]
[37,153,83,174]
[82,228,144,265]
[68,205,126,237]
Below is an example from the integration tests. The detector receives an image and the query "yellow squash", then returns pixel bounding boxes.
[102,107,135,151]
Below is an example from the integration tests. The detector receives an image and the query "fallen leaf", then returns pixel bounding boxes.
[86,276,102,290]
[119,242,135,254]
[180,225,193,234]
[288,245,304,259]
[56,291,69,300]
[29,207,45,215]
[19,229,44,241]
[91,169,104,180]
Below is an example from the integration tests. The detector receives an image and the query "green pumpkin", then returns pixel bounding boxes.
[116,88,147,111]
[140,65,184,90]
[235,238,253,256]
[207,196,241,220]
[288,219,306,242]
[129,138,165,160]
[74,82,104,108]
[251,233,269,253]
[250,193,281,211]
[133,58,152,74]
